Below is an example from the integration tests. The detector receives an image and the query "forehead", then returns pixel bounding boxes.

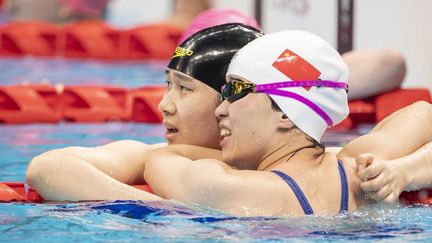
[166,69,222,96]
[166,69,195,82]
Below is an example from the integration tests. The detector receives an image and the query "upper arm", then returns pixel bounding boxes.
[144,153,228,200]
[159,144,222,161]
[339,101,432,160]
[144,152,281,215]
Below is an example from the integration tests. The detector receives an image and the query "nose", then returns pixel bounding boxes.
[215,99,229,119]
[158,90,176,116]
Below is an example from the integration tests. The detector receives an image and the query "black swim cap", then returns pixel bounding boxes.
[167,23,263,93]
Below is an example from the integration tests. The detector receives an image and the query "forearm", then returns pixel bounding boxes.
[26,153,161,201]
[340,101,432,160]
[395,142,432,191]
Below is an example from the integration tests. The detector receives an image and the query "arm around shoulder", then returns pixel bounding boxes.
[144,147,286,215]
[26,140,165,201]
[339,101,432,160]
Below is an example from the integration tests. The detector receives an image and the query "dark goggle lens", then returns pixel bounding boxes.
[221,81,255,102]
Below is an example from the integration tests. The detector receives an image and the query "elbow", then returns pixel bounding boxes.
[382,50,406,88]
[26,151,65,190]
[411,100,432,110]
[411,101,432,120]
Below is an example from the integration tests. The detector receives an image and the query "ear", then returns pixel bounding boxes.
[277,112,295,129]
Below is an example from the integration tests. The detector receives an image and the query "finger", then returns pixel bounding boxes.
[360,173,387,192]
[358,160,385,181]
[356,153,375,172]
[383,193,399,204]
[371,185,392,202]
[366,186,391,202]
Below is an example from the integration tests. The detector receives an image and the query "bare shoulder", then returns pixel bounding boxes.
[333,144,357,174]
[181,161,298,215]
[408,100,432,110]
[100,140,166,150]
[326,147,342,154]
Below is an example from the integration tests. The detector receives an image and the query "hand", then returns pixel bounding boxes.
[357,153,407,203]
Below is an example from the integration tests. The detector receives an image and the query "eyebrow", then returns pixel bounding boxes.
[167,71,193,83]
[177,75,192,82]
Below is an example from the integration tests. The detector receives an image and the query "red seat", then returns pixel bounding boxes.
[59,21,122,59]
[0,84,61,123]
[375,88,432,122]
[60,86,129,122]
[129,86,165,123]
[0,20,183,59]
[332,88,431,129]
[0,181,151,203]
[0,182,43,202]
[400,189,432,205]
[0,21,58,56]
[332,99,376,130]
[124,23,183,59]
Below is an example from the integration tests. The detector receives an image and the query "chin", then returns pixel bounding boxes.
[221,154,237,167]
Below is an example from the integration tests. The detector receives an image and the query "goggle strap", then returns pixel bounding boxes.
[262,89,333,127]
[255,80,348,92]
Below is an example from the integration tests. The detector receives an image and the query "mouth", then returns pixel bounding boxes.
[219,127,232,143]
[164,123,179,142]
[166,127,179,134]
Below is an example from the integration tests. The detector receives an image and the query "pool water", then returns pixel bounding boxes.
[0,123,166,182]
[0,57,168,88]
[2,123,432,242]
[1,58,432,242]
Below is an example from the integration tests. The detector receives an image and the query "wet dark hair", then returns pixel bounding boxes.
[168,23,263,93]
[270,97,325,158]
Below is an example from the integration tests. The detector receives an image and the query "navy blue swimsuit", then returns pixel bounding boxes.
[271,160,349,215]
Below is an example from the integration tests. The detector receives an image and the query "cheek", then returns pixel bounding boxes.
[193,104,220,132]
[177,97,220,144]
[229,99,272,150]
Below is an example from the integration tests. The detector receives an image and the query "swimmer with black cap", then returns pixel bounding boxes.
[26,23,263,201]
[160,23,263,149]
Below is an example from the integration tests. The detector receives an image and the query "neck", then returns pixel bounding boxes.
[257,136,322,171]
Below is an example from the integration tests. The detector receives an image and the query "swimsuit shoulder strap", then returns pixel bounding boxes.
[337,159,349,212]
[272,159,349,215]
[271,170,314,215]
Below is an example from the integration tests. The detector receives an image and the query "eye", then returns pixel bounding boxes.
[165,80,172,90]
[179,84,193,92]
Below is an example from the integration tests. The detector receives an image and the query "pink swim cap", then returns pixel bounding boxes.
[178,8,261,44]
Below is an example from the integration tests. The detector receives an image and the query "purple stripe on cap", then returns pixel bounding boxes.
[261,89,333,127]
[255,80,348,92]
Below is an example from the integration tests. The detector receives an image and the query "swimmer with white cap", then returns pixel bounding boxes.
[144,30,432,216]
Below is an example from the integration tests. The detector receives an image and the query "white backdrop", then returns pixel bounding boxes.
[106,0,431,91]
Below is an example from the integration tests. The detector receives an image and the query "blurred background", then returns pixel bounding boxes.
[0,0,430,92]
[108,0,431,92]
[94,0,429,92]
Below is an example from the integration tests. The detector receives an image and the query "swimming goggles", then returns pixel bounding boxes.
[221,80,348,102]
[220,80,349,126]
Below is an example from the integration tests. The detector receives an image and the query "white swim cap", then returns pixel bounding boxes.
[226,30,349,142]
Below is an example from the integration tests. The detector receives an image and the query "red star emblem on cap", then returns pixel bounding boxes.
[272,49,321,91]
